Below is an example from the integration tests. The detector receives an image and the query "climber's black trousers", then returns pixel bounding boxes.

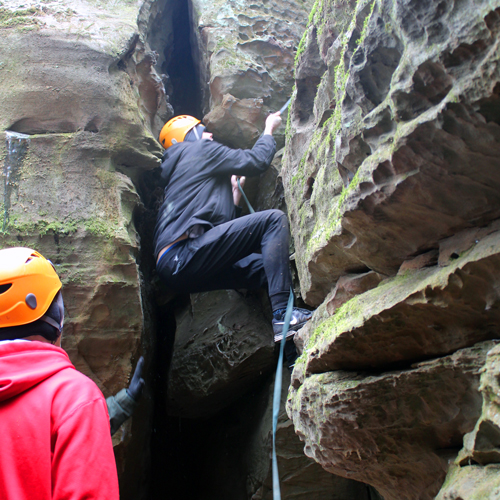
[156,209,292,311]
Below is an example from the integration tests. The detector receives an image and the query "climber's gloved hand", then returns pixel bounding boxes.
[126,356,145,402]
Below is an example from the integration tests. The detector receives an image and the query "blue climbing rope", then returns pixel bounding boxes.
[272,290,294,499]
[237,178,294,500]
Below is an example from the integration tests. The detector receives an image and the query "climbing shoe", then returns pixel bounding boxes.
[272,307,312,343]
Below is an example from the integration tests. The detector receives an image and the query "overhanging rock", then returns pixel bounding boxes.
[287,341,498,500]
[296,229,500,375]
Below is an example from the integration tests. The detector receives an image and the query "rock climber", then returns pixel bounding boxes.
[154,112,312,367]
[0,247,119,499]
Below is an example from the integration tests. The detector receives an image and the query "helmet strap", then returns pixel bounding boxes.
[39,315,61,331]
[40,291,64,333]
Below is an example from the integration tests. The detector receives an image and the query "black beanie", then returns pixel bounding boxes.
[184,124,206,142]
[0,291,63,342]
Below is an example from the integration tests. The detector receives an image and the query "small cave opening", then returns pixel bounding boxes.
[477,82,500,125]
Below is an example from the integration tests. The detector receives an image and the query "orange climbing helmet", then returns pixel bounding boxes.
[159,115,201,149]
[0,247,62,329]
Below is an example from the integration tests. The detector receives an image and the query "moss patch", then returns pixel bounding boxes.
[0,7,40,29]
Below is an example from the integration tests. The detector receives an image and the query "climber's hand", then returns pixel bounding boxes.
[126,356,145,402]
[264,111,282,135]
[232,175,245,206]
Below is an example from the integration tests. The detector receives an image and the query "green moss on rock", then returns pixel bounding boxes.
[0,7,40,29]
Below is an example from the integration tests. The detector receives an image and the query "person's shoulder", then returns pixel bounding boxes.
[199,138,235,155]
[162,142,187,161]
[52,365,105,405]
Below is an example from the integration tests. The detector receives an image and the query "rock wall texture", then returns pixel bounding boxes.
[285,0,500,498]
[0,1,166,498]
[4,0,500,498]
[192,0,315,148]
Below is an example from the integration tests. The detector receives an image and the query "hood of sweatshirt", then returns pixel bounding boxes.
[0,341,73,402]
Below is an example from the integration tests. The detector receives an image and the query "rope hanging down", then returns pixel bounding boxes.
[237,178,294,500]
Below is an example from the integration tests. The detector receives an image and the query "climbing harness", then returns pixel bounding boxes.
[237,177,294,500]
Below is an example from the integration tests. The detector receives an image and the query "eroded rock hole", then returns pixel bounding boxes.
[393,61,453,122]
[294,26,327,123]
[477,82,500,125]
[9,117,78,135]
[305,176,315,200]
[485,7,500,33]
[359,46,402,107]
[341,134,372,174]
[296,76,323,123]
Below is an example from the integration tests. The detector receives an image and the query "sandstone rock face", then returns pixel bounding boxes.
[297,230,500,374]
[245,372,372,500]
[285,0,500,498]
[0,1,167,498]
[436,464,500,500]
[436,344,500,499]
[288,341,497,500]
[284,0,500,307]
[6,0,500,498]
[191,0,315,148]
[459,344,500,466]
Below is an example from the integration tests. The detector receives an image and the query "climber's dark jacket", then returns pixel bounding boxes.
[153,134,276,260]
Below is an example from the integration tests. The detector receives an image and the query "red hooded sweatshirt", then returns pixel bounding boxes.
[0,340,119,500]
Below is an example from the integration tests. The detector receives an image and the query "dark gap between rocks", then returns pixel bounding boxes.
[162,0,202,117]
[131,0,215,497]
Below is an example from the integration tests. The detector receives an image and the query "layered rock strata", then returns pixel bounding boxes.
[285,0,500,498]
[284,0,500,307]
[0,1,167,497]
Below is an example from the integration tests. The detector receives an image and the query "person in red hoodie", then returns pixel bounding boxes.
[0,247,119,500]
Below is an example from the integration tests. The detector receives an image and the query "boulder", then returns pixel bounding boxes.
[166,289,275,419]
[191,0,315,148]
[288,341,498,500]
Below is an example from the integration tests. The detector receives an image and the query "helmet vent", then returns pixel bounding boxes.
[25,293,37,310]
[25,252,40,264]
[0,284,12,294]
